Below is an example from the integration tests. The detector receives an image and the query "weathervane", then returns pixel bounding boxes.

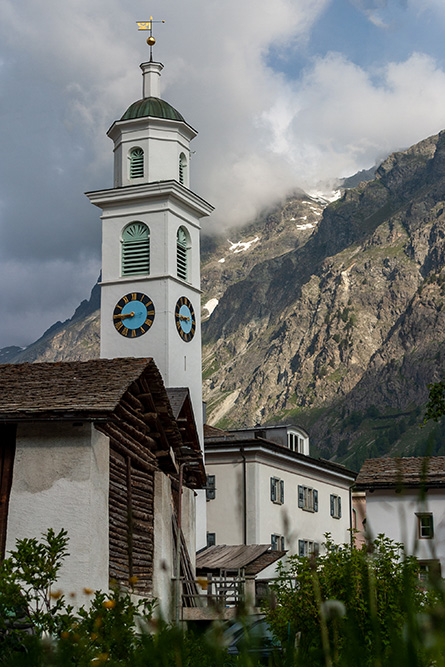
[136,17,165,61]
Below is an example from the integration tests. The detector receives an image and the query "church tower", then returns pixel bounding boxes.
[86,56,213,446]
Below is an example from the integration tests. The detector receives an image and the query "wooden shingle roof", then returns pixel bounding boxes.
[196,544,286,576]
[0,358,156,419]
[355,456,445,490]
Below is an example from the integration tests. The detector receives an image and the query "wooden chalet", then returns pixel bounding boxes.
[0,358,204,612]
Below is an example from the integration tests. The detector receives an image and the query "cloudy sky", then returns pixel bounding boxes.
[1,0,445,349]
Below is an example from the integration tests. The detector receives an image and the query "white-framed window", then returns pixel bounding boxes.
[330,494,342,519]
[298,540,319,557]
[206,475,216,501]
[207,532,216,547]
[288,430,305,453]
[121,222,150,276]
[270,477,284,504]
[417,513,434,539]
[177,226,191,281]
[298,485,318,512]
[418,559,441,584]
[179,152,187,185]
[129,147,144,179]
[271,534,285,551]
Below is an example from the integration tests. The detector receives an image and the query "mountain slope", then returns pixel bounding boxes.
[202,132,445,465]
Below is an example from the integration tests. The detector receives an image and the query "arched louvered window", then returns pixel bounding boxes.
[179,153,187,185]
[177,226,190,281]
[122,222,150,276]
[129,147,144,179]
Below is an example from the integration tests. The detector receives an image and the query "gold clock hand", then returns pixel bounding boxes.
[114,311,135,320]
[179,315,190,322]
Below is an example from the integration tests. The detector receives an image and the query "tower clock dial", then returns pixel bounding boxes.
[113,292,155,338]
[175,296,196,342]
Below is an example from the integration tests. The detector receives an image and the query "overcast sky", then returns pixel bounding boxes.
[1,0,445,349]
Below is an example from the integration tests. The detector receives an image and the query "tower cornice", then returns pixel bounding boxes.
[107,112,197,143]
[86,180,214,218]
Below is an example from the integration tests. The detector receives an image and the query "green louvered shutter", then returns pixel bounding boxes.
[130,148,144,179]
[177,227,188,280]
[122,223,150,276]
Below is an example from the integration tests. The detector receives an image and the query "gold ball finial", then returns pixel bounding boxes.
[147,36,156,46]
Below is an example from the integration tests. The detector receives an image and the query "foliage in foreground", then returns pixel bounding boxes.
[265,534,444,666]
[2,530,445,665]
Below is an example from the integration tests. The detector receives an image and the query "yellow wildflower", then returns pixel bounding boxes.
[103,599,116,609]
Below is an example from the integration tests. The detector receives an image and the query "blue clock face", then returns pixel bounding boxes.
[175,297,196,342]
[113,292,155,337]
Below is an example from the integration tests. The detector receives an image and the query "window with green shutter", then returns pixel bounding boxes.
[122,222,150,276]
[129,147,144,179]
[177,226,190,281]
[179,153,187,185]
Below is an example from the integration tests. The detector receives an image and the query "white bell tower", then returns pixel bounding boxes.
[86,58,213,453]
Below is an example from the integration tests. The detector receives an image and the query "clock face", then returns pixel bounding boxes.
[113,292,155,338]
[175,296,196,342]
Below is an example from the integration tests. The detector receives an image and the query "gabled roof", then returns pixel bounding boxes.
[196,544,286,576]
[356,456,445,490]
[0,358,206,487]
[0,358,154,419]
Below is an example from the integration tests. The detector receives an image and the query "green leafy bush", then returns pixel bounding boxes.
[265,534,442,666]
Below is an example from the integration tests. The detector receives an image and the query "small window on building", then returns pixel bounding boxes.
[330,494,342,519]
[271,534,285,551]
[177,226,190,282]
[418,559,441,584]
[207,532,216,547]
[121,222,150,276]
[298,540,320,558]
[179,153,187,185]
[129,147,144,179]
[417,513,434,539]
[206,475,216,501]
[288,431,305,454]
[298,485,318,512]
[270,477,284,504]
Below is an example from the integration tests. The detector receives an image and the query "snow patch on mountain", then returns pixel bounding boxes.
[203,298,219,317]
[228,237,260,254]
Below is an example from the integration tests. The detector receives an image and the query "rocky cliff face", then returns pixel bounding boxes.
[6,132,445,468]
[202,132,445,467]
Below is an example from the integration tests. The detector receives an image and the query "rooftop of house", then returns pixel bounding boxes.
[196,544,286,576]
[204,424,356,482]
[0,358,155,418]
[355,456,445,490]
[0,358,205,486]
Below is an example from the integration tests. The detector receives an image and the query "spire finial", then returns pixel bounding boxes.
[136,17,165,61]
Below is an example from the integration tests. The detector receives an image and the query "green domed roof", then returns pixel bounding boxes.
[121,97,185,122]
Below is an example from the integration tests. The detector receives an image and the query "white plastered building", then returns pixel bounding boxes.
[355,456,445,578]
[204,424,356,575]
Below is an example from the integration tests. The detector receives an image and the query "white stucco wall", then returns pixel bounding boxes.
[152,472,197,618]
[365,489,445,569]
[153,471,174,618]
[206,448,353,567]
[6,422,109,608]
